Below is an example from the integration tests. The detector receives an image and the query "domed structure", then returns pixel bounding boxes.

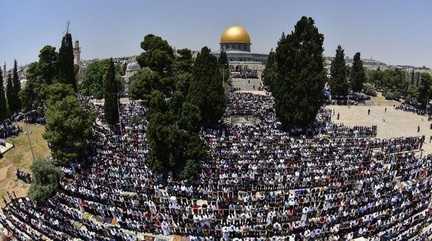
[220,25,251,52]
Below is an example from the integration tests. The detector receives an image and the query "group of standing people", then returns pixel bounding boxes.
[0,92,432,241]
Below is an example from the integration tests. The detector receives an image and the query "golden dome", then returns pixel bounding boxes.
[220,25,251,44]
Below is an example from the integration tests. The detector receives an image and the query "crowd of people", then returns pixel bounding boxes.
[396,103,429,116]
[1,92,432,241]
[0,119,20,140]
[15,169,31,184]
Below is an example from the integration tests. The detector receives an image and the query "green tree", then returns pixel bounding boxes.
[273,16,326,128]
[351,52,367,92]
[329,45,349,97]
[6,73,16,114]
[129,67,161,102]
[29,159,61,203]
[418,73,432,110]
[263,49,277,88]
[12,60,22,112]
[188,47,225,127]
[44,94,94,166]
[79,59,109,99]
[20,46,59,112]
[104,59,119,126]
[38,46,58,85]
[136,35,207,181]
[43,83,75,107]
[137,34,175,74]
[175,48,194,74]
[0,68,8,120]
[58,33,76,91]
[178,101,201,133]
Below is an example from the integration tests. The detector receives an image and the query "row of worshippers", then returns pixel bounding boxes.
[0,93,432,241]
[396,103,428,116]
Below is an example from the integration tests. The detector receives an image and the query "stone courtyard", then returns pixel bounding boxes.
[328,105,432,154]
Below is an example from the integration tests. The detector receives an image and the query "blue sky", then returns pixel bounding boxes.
[1,0,431,67]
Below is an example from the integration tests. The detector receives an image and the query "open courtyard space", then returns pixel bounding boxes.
[329,105,432,153]
[3,1,432,240]
[0,123,49,207]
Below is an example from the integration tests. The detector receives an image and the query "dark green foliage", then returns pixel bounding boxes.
[263,49,277,88]
[329,46,349,97]
[38,46,58,85]
[29,159,61,203]
[218,51,229,69]
[43,89,95,166]
[20,46,59,111]
[12,60,22,112]
[104,59,119,126]
[0,68,8,120]
[58,33,77,91]
[6,73,15,114]
[273,16,326,128]
[418,73,432,109]
[178,102,201,133]
[20,63,41,112]
[188,47,225,127]
[80,60,109,99]
[79,59,124,98]
[351,52,367,92]
[147,95,205,181]
[136,34,175,74]
[5,61,21,114]
[129,67,161,102]
[368,68,407,97]
[363,83,377,97]
[43,83,75,107]
[175,48,194,74]
[135,35,206,181]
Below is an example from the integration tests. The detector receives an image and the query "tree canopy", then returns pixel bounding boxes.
[188,47,225,127]
[132,34,209,181]
[272,16,326,128]
[80,59,109,99]
[43,84,95,166]
[20,45,59,112]
[351,52,367,92]
[28,159,61,203]
[329,45,349,97]
[137,34,175,74]
[0,68,8,120]
[58,33,77,91]
[262,49,277,88]
[104,59,120,126]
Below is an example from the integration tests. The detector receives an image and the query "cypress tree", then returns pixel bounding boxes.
[58,33,76,91]
[218,51,229,69]
[274,16,326,128]
[263,49,277,89]
[418,73,432,110]
[0,68,8,120]
[351,52,367,92]
[12,60,21,111]
[329,45,349,97]
[188,47,225,127]
[6,73,15,114]
[104,59,119,126]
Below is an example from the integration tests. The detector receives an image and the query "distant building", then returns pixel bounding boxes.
[123,61,140,94]
[213,25,268,91]
[73,40,81,66]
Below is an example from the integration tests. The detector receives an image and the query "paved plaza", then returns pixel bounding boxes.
[328,105,432,153]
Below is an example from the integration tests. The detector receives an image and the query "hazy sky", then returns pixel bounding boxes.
[1,0,431,67]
